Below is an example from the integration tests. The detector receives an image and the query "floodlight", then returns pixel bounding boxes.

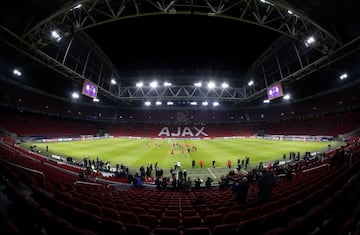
[70,4,82,11]
[164,82,172,86]
[207,82,215,89]
[287,9,293,14]
[136,82,143,87]
[190,102,197,106]
[13,69,22,76]
[150,81,158,88]
[194,82,202,87]
[93,98,100,102]
[221,82,229,88]
[155,101,162,106]
[213,102,219,107]
[72,92,79,99]
[167,101,174,105]
[263,99,270,103]
[283,94,291,100]
[305,36,316,47]
[111,79,116,85]
[339,73,348,80]
[202,101,208,106]
[51,30,62,42]
[248,80,254,86]
[260,0,274,6]
[144,101,151,106]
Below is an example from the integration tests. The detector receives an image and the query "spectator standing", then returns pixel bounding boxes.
[245,156,250,169]
[257,170,276,203]
[232,177,250,204]
[186,177,192,192]
[194,177,202,189]
[205,177,213,189]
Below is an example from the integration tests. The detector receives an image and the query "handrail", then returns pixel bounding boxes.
[73,180,102,187]
[302,163,330,173]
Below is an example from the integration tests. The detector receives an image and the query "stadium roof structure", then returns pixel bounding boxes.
[1,0,360,108]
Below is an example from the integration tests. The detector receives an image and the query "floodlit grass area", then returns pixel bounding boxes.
[20,138,344,180]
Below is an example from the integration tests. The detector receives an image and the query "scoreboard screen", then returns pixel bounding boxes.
[81,79,98,99]
[267,82,283,100]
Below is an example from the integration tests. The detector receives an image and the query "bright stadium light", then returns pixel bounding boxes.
[288,9,299,18]
[13,69,22,76]
[194,82,202,87]
[260,0,274,6]
[70,4,82,11]
[248,80,254,86]
[51,30,62,42]
[339,73,348,80]
[144,101,151,106]
[263,99,270,103]
[207,82,215,89]
[111,79,117,85]
[164,82,172,87]
[167,101,174,105]
[283,94,291,100]
[150,81,158,88]
[136,82,143,87]
[305,36,316,47]
[213,101,219,107]
[93,98,100,102]
[72,92,79,99]
[221,82,229,88]
[190,102,197,106]
[202,101,208,106]
[155,101,162,106]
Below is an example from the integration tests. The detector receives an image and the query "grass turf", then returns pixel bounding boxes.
[20,138,343,181]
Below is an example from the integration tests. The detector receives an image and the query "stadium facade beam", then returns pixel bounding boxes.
[117,86,246,101]
[22,0,341,52]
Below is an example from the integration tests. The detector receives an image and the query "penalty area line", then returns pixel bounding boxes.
[207,168,216,178]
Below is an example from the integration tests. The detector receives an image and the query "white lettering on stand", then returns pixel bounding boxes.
[158,127,208,137]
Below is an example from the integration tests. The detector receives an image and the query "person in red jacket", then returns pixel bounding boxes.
[227,159,231,169]
[199,159,204,168]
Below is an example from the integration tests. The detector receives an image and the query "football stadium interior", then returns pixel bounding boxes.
[1,0,360,235]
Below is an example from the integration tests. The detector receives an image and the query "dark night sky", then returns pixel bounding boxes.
[86,14,280,74]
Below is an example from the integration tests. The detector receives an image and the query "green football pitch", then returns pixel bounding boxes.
[20,138,343,181]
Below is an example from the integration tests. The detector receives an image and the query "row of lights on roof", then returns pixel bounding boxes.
[144,101,220,107]
[11,66,349,104]
[110,80,230,88]
[133,81,230,89]
[136,81,171,88]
